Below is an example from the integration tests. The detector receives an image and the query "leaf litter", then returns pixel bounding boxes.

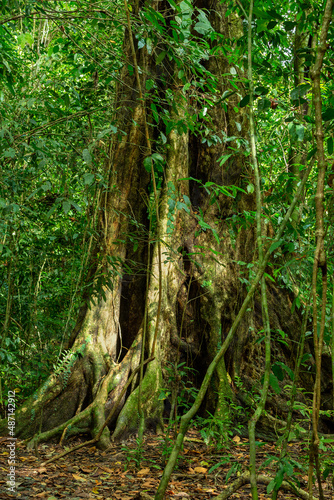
[0,427,333,499]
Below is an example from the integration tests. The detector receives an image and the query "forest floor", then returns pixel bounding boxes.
[1,426,333,500]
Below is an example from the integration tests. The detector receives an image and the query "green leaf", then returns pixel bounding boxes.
[151,103,159,123]
[239,95,250,107]
[183,194,190,206]
[3,148,16,158]
[194,10,213,35]
[152,153,164,162]
[272,363,284,381]
[269,373,281,394]
[176,201,190,214]
[198,220,212,230]
[146,79,155,90]
[284,21,296,30]
[143,157,152,172]
[83,173,94,185]
[269,239,283,253]
[273,361,294,380]
[46,205,57,218]
[71,202,82,213]
[295,124,305,142]
[257,98,271,111]
[304,115,315,124]
[322,108,334,121]
[83,149,92,165]
[62,201,71,214]
[156,51,167,64]
[267,20,277,29]
[267,479,276,494]
[254,86,269,96]
[42,182,51,192]
[64,93,70,107]
[17,33,34,48]
[290,84,311,101]
[307,147,317,160]
[267,9,284,20]
[264,272,275,282]
[218,154,232,166]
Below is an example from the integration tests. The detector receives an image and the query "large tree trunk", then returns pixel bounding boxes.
[0,0,325,448]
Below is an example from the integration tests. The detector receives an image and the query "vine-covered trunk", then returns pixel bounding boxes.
[0,0,327,449]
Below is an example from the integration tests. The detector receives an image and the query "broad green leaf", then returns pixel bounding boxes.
[267,20,277,29]
[176,201,190,213]
[156,51,167,64]
[183,194,190,206]
[267,9,284,20]
[267,479,276,494]
[254,86,269,96]
[71,202,82,213]
[42,182,51,192]
[290,84,311,101]
[62,201,71,214]
[272,363,284,381]
[295,124,305,142]
[143,157,152,172]
[83,173,94,185]
[17,33,33,48]
[269,373,281,394]
[83,149,92,165]
[160,132,167,144]
[4,148,16,158]
[269,239,283,253]
[257,98,271,111]
[194,10,213,35]
[239,95,250,107]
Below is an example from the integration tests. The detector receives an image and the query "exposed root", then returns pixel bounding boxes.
[41,357,155,465]
[215,471,318,500]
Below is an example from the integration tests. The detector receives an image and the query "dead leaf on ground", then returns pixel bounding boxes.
[137,467,150,477]
[193,466,207,473]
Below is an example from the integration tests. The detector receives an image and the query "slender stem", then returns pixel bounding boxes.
[332,277,334,409]
[247,3,271,498]
[308,2,332,498]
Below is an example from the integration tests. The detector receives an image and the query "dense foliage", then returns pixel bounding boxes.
[1,1,334,492]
